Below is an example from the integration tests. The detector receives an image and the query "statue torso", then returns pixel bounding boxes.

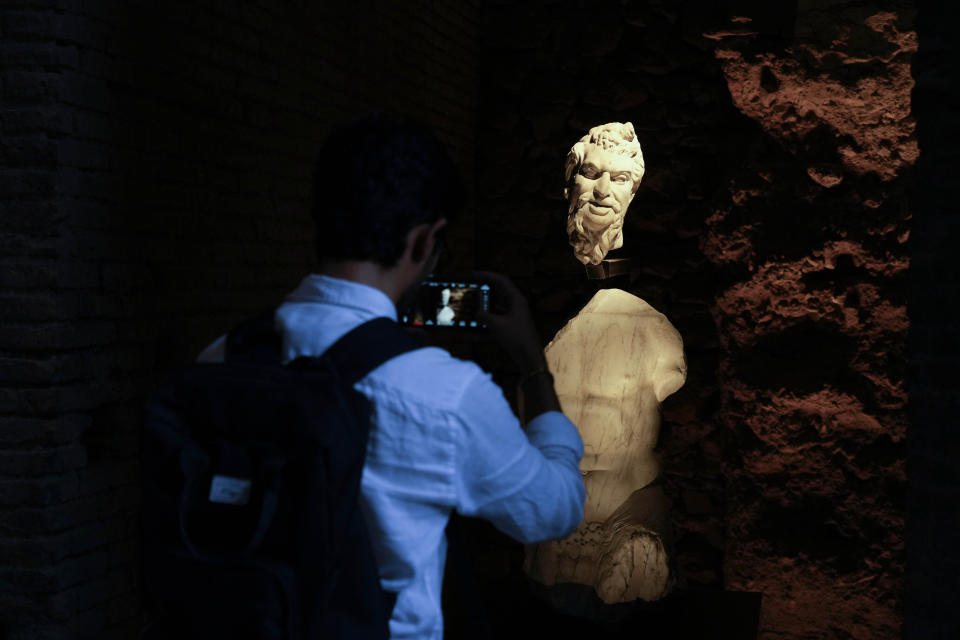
[545,289,686,522]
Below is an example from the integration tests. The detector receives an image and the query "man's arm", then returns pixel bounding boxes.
[516,357,560,426]
[453,370,585,544]
[454,271,584,543]
[474,271,561,423]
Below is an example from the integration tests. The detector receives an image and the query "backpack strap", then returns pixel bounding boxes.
[319,317,425,386]
[226,311,424,377]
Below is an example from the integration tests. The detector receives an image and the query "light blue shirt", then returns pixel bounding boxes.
[199,274,585,639]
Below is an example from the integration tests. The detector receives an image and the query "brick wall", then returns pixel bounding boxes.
[0,1,480,637]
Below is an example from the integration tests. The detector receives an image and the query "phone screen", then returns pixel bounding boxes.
[399,280,491,329]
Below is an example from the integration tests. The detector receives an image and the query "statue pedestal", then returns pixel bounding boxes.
[584,258,631,280]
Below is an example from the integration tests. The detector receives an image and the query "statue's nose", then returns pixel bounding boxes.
[594,173,611,198]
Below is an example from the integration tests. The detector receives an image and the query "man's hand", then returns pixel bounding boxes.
[474,270,562,422]
[474,270,548,372]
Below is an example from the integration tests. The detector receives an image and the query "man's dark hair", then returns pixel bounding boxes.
[311,115,467,267]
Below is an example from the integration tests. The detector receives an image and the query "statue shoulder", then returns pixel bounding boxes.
[583,290,681,340]
[548,289,687,401]
[551,289,684,352]
[582,288,655,315]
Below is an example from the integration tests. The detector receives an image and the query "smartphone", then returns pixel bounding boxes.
[399,279,492,329]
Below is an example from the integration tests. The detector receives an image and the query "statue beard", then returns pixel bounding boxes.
[567,199,625,266]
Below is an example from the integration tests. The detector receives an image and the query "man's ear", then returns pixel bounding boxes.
[406,218,447,265]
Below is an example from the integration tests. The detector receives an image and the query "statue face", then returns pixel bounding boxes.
[567,145,638,265]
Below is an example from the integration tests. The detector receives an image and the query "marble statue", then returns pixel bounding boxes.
[437,288,455,326]
[564,122,645,266]
[525,123,686,607]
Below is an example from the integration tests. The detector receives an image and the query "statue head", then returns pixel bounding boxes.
[563,122,645,265]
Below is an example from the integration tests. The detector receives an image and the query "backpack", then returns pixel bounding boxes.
[141,310,423,639]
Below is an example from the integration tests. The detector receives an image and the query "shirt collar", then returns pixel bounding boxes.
[285,274,398,321]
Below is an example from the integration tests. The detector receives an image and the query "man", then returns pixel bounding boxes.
[198,116,586,639]
[563,122,646,266]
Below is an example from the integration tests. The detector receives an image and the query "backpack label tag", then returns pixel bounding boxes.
[208,475,252,505]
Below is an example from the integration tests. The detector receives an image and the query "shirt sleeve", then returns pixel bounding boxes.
[453,369,586,544]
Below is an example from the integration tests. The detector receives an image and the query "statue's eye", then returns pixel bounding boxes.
[614,174,629,183]
[580,167,598,179]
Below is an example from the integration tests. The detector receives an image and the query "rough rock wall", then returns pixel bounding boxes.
[704,4,914,638]
[475,1,912,637]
